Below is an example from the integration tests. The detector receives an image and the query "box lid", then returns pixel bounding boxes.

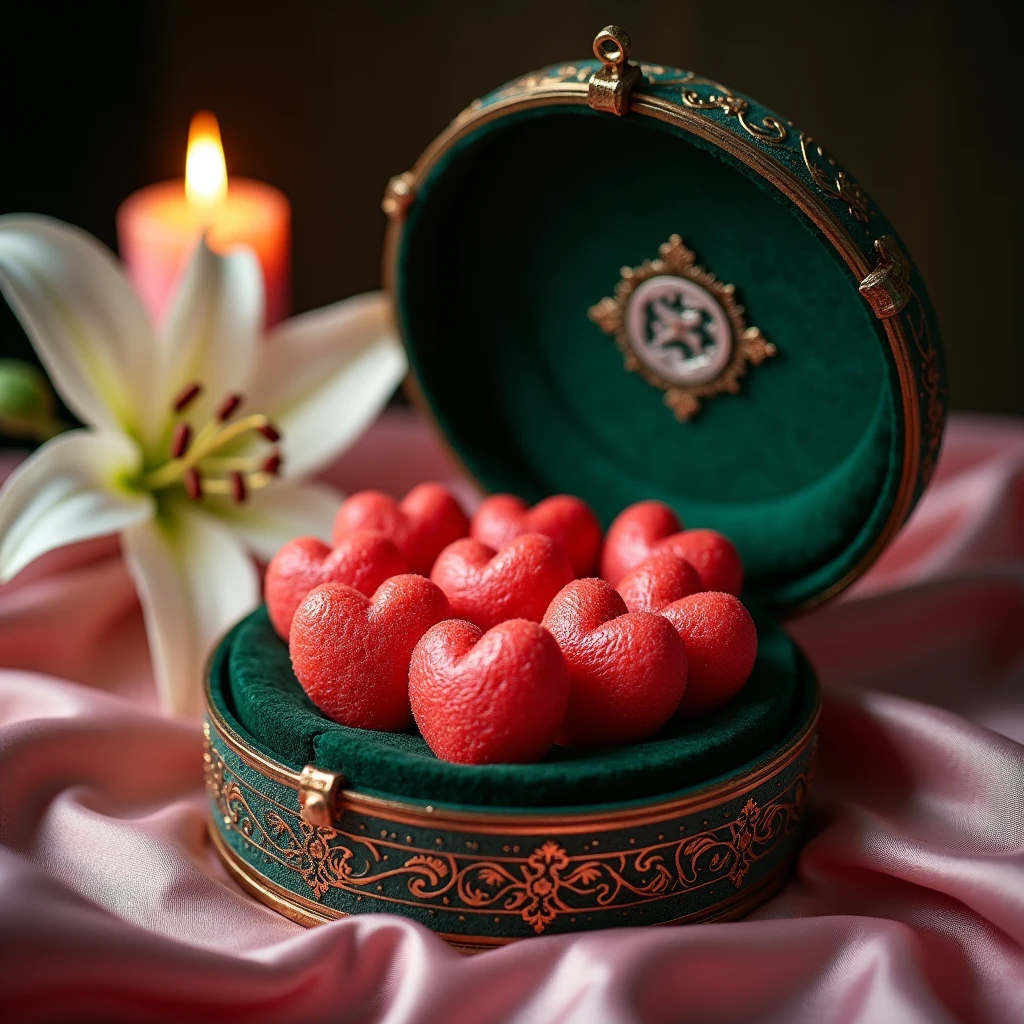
[383,26,946,614]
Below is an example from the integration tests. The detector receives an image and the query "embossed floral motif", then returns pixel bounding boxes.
[516,840,570,932]
[295,821,347,898]
[680,780,809,890]
[799,133,870,223]
[459,839,675,934]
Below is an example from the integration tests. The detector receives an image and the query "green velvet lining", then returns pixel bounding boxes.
[218,603,811,811]
[396,107,903,610]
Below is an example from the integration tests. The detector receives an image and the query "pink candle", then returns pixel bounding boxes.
[117,112,290,328]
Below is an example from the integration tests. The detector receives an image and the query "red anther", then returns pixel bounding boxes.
[258,422,281,442]
[230,472,247,503]
[262,451,283,476]
[216,393,243,421]
[170,422,192,459]
[184,468,203,501]
[172,382,202,412]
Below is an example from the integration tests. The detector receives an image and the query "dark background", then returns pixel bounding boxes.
[1,0,1020,429]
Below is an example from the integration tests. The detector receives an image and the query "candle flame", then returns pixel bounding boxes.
[185,111,227,209]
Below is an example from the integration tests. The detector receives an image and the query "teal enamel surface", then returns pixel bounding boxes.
[395,59,945,611]
[205,620,818,939]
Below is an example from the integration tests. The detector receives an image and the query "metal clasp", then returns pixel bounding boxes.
[298,765,344,828]
[859,236,911,319]
[588,26,643,116]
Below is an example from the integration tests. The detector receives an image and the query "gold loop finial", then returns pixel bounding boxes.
[593,25,631,67]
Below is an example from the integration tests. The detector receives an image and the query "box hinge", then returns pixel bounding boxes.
[859,236,911,318]
[382,172,416,219]
[588,26,643,116]
[298,765,344,828]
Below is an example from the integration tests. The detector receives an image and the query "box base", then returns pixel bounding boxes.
[210,822,793,951]
[204,658,817,946]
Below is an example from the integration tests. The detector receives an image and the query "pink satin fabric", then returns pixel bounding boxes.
[1,411,1022,1023]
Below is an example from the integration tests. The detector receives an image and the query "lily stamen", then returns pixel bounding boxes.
[172,381,203,412]
[194,469,276,499]
[184,467,203,501]
[216,392,242,421]
[170,422,192,459]
[144,387,282,499]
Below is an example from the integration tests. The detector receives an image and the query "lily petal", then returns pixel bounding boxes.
[213,479,342,561]
[0,215,158,441]
[121,503,259,717]
[246,291,406,478]
[0,429,153,582]
[157,237,263,426]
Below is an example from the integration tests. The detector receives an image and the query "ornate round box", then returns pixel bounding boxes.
[205,26,944,949]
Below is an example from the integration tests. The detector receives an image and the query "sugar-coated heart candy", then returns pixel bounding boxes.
[657,529,744,597]
[616,552,703,613]
[602,500,744,595]
[600,500,682,585]
[430,534,574,631]
[265,532,409,638]
[332,483,469,575]
[470,494,603,577]
[542,578,687,747]
[289,576,451,731]
[410,619,569,764]
[661,592,757,717]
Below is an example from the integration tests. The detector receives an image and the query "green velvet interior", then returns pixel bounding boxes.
[216,603,815,811]
[396,108,903,609]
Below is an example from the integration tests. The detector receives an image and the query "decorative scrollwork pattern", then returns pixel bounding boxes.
[204,723,812,935]
[799,132,870,223]
[641,66,788,146]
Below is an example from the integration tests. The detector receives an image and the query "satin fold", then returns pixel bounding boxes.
[1,411,1022,1023]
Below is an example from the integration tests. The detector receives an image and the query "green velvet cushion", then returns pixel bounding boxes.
[218,602,811,811]
[396,107,903,610]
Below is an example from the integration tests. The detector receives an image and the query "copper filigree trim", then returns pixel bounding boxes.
[799,132,870,224]
[640,67,788,146]
[204,722,811,935]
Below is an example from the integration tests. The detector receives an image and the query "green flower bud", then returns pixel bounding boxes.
[0,359,60,439]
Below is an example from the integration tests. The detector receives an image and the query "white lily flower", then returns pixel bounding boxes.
[0,215,406,716]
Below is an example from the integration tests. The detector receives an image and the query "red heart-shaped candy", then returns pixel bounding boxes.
[617,552,703,613]
[662,592,757,717]
[542,578,687,747]
[430,534,574,631]
[600,500,681,585]
[470,494,603,577]
[289,575,451,731]
[602,501,744,595]
[332,483,469,575]
[265,531,409,638]
[410,619,569,764]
